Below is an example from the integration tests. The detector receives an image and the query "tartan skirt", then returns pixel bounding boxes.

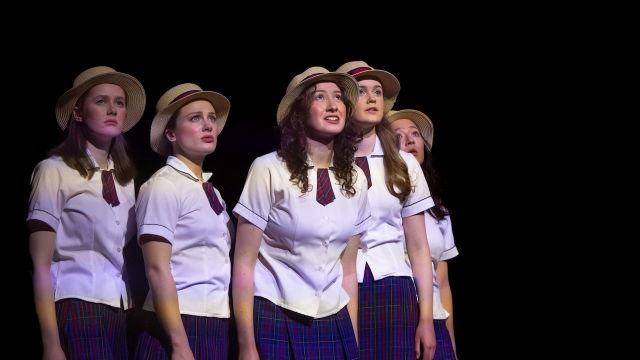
[134,311,229,359]
[433,319,456,360]
[254,296,359,360]
[358,264,419,360]
[56,298,127,359]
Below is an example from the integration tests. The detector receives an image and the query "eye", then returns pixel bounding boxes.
[374,89,383,96]
[314,93,326,101]
[116,100,126,107]
[412,131,420,138]
[334,94,343,101]
[358,88,366,96]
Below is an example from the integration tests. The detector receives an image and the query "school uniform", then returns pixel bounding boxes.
[27,153,135,358]
[356,136,434,360]
[134,156,232,359]
[233,152,371,360]
[426,213,458,359]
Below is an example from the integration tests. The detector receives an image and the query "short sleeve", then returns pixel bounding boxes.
[136,176,180,244]
[27,159,63,230]
[233,156,273,231]
[440,215,459,260]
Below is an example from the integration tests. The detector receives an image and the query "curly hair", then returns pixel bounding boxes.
[277,84,360,197]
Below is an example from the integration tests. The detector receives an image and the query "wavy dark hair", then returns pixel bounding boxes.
[422,146,448,221]
[376,118,412,203]
[48,98,136,185]
[277,84,360,197]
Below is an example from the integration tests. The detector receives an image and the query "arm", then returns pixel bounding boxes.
[29,225,66,360]
[437,261,457,356]
[232,216,263,360]
[341,234,360,344]
[140,235,194,360]
[404,213,436,360]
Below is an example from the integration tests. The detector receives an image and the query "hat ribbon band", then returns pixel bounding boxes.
[170,89,201,104]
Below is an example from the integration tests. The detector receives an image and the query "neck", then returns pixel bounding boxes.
[306,137,334,168]
[86,141,110,170]
[175,153,205,181]
[355,127,377,157]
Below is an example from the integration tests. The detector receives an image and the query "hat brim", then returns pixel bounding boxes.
[352,69,400,114]
[277,73,359,124]
[388,109,434,149]
[55,72,146,132]
[150,92,230,156]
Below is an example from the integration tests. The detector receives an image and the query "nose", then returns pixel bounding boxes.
[366,92,377,103]
[203,118,215,132]
[326,98,338,112]
[107,101,117,115]
[406,135,415,145]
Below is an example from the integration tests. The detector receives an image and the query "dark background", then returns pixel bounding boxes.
[13,36,517,358]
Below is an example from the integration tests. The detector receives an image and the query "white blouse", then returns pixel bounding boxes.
[136,156,232,318]
[233,152,371,318]
[357,136,434,282]
[27,154,135,309]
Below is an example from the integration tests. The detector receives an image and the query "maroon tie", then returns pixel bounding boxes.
[316,168,335,206]
[355,156,372,189]
[101,170,120,207]
[203,182,224,215]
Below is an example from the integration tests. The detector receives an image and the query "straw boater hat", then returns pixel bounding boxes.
[55,66,146,132]
[277,66,359,124]
[387,109,435,150]
[150,83,230,156]
[335,60,401,114]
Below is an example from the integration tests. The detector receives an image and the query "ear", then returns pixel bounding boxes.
[165,129,176,143]
[72,107,82,122]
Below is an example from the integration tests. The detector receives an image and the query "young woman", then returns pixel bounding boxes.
[390,108,459,359]
[135,83,233,359]
[336,61,437,360]
[233,66,370,360]
[27,66,145,359]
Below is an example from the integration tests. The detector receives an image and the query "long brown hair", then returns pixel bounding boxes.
[48,118,136,185]
[376,118,412,202]
[278,84,360,197]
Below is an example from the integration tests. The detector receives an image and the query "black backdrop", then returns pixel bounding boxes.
[13,39,503,358]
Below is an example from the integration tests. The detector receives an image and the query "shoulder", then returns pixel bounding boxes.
[32,157,66,177]
[251,151,282,171]
[139,166,179,193]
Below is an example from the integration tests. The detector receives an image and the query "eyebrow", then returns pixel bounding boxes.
[184,111,217,117]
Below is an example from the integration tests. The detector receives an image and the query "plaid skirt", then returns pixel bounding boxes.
[434,319,456,360]
[254,297,359,360]
[358,264,418,360]
[134,311,229,359]
[56,298,127,359]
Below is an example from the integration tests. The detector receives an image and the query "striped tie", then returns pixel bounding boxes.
[101,170,120,207]
[203,182,224,215]
[355,156,372,188]
[316,168,335,206]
